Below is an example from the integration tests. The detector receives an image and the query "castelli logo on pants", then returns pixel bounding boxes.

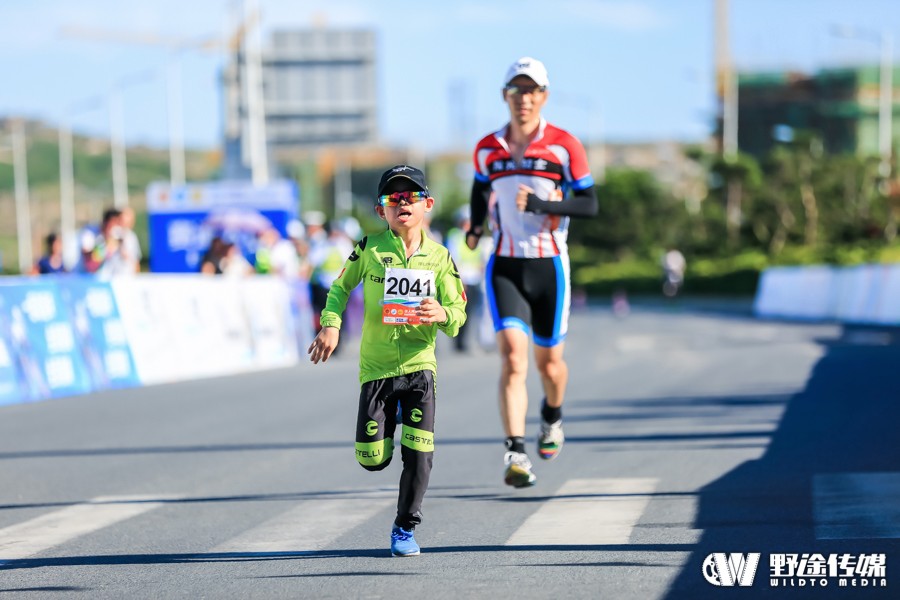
[365,420,378,436]
[703,553,761,587]
[410,408,423,423]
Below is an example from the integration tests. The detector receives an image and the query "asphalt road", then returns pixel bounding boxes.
[1,303,898,599]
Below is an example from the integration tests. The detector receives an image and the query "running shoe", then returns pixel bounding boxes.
[390,525,420,557]
[504,451,537,488]
[537,418,564,460]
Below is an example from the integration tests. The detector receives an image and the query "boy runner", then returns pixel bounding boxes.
[308,165,467,556]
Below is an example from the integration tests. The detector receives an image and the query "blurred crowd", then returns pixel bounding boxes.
[28,204,499,353]
[31,206,142,278]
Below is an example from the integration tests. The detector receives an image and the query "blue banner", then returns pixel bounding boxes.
[0,331,25,406]
[0,280,93,403]
[147,179,299,273]
[55,277,140,390]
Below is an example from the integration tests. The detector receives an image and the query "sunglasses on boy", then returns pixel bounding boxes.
[504,84,547,96]
[377,190,430,207]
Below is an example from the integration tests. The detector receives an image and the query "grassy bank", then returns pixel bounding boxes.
[571,244,900,297]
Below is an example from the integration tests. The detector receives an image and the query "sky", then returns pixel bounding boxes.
[2,0,900,154]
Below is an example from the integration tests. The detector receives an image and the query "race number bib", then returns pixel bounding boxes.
[382,267,436,325]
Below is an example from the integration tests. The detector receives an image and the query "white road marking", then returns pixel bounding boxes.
[814,472,900,539]
[615,336,657,353]
[0,495,175,561]
[212,491,395,553]
[506,478,658,545]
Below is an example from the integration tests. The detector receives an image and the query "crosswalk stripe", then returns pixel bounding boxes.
[0,495,175,561]
[505,478,658,546]
[212,492,395,553]
[814,472,900,540]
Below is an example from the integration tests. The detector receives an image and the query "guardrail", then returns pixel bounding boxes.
[753,264,900,325]
[0,275,315,406]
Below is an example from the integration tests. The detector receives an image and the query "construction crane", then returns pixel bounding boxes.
[714,0,737,158]
[57,1,265,186]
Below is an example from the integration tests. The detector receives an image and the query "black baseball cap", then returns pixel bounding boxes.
[377,165,429,196]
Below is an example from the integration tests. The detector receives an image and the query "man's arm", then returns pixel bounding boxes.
[524,186,598,218]
[466,178,492,249]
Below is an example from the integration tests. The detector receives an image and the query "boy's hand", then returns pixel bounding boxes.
[308,327,339,364]
[416,297,447,325]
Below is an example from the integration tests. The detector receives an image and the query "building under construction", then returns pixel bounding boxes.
[223,27,378,170]
[736,65,900,160]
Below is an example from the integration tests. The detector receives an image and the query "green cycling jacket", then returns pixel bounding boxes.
[320,228,467,384]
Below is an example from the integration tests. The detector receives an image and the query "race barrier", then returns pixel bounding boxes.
[0,275,313,406]
[753,264,900,325]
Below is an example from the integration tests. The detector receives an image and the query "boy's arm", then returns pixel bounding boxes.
[435,256,468,338]
[319,237,367,330]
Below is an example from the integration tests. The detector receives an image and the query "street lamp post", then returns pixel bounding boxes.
[58,96,103,269]
[110,89,129,209]
[11,118,33,273]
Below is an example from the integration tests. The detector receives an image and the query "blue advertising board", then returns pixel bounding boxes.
[0,332,23,406]
[55,277,140,390]
[0,280,93,403]
[146,179,299,273]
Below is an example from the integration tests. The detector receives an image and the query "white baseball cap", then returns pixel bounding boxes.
[504,57,549,88]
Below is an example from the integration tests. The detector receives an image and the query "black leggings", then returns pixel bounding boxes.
[355,370,435,530]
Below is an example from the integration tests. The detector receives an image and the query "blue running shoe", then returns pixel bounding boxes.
[390,525,420,557]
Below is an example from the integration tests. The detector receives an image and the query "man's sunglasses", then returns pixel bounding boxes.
[377,190,430,207]
[504,84,547,96]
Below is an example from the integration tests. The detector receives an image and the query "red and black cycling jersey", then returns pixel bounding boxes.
[472,118,595,258]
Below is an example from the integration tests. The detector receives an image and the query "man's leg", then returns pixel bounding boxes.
[498,327,537,487]
[534,342,568,460]
[534,342,568,410]
[497,328,530,438]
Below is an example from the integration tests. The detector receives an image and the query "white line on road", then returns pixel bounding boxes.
[212,491,395,553]
[814,472,900,539]
[505,478,658,546]
[0,495,176,561]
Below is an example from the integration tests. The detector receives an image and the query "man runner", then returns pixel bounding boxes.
[467,57,598,487]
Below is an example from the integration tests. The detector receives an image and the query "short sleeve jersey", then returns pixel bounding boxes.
[473,118,593,258]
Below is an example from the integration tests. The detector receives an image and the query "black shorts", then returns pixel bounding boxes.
[485,255,570,347]
[354,370,435,469]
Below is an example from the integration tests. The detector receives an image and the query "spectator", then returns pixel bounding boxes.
[119,206,143,273]
[255,226,301,280]
[33,233,67,275]
[308,218,355,333]
[445,207,488,352]
[82,208,133,278]
[199,236,228,275]
[286,219,312,280]
[662,248,686,297]
[220,242,253,278]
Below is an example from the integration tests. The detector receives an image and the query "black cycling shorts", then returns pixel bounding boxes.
[485,254,570,347]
